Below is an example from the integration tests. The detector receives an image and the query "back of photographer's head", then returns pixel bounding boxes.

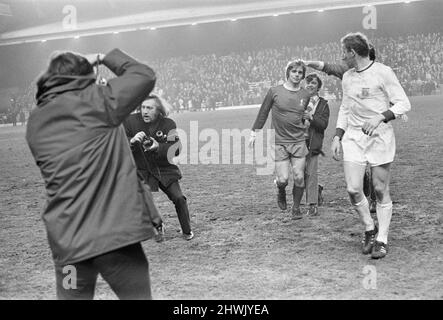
[47,51,94,76]
[36,51,94,101]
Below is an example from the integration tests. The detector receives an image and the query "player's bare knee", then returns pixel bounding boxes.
[347,186,362,202]
[373,183,389,202]
[292,167,304,179]
[275,171,289,186]
[293,180,304,188]
[276,179,288,188]
[293,174,304,188]
[373,179,385,193]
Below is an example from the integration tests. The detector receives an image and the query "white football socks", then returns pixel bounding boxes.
[376,201,393,244]
[354,197,375,232]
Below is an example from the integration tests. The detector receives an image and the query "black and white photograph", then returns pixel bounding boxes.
[0,0,442,304]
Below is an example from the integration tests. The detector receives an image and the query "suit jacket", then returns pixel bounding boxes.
[124,114,182,191]
[26,49,161,266]
[306,97,330,156]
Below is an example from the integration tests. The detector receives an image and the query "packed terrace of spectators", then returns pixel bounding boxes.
[3,32,442,123]
[141,32,443,111]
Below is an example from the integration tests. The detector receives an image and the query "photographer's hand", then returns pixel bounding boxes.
[145,138,159,152]
[130,131,147,145]
[83,53,105,66]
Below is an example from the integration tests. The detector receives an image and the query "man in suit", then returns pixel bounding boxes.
[302,74,330,216]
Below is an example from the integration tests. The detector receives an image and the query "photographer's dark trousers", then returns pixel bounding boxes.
[55,242,151,300]
[304,154,319,205]
[159,181,192,234]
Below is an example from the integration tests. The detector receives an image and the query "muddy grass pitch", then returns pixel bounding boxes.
[1,95,442,299]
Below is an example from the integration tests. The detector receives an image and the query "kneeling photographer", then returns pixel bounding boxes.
[124,95,194,241]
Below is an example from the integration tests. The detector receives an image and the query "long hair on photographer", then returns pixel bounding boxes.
[142,94,172,118]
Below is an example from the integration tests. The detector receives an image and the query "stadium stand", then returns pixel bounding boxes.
[151,32,443,111]
[3,32,442,122]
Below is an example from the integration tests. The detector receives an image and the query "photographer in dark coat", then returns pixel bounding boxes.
[124,95,194,241]
[26,49,161,300]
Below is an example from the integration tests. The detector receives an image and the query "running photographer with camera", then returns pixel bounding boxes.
[124,95,194,241]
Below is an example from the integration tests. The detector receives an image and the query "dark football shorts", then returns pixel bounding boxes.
[273,142,308,161]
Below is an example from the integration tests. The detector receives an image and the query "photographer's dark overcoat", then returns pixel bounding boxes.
[26,49,161,266]
[124,114,182,191]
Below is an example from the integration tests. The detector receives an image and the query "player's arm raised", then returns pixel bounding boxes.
[303,60,348,80]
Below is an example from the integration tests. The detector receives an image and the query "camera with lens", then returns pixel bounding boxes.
[142,136,154,150]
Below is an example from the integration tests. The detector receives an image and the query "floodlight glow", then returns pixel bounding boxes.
[74,35,80,39]
[150,27,156,30]
[318,9,324,12]
[231,18,237,21]
[273,14,279,17]
[113,31,119,34]
[41,39,46,43]
[191,22,197,25]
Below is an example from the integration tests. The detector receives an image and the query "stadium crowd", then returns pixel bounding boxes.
[149,32,442,111]
[0,86,34,125]
[2,32,442,122]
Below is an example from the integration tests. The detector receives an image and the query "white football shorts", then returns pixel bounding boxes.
[341,123,396,167]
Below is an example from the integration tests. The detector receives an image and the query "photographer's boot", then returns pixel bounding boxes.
[174,196,193,240]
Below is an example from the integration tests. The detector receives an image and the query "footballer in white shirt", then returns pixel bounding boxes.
[331,32,411,259]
